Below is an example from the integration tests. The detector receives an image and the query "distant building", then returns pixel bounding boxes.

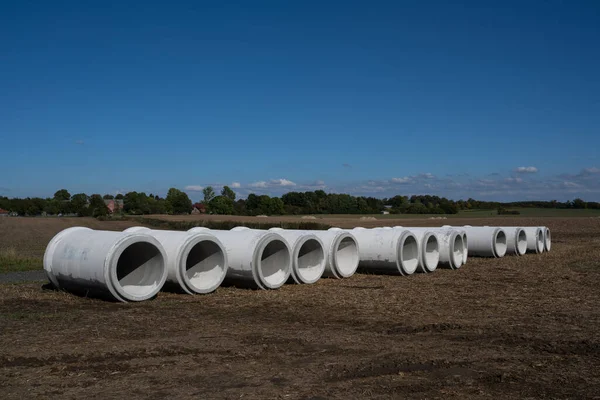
[192,203,206,214]
[0,208,8,217]
[381,210,390,215]
[104,199,124,214]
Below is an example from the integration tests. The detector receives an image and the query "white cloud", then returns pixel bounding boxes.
[582,167,600,175]
[315,180,325,186]
[270,178,296,186]
[249,181,268,188]
[514,166,538,173]
[420,173,435,179]
[504,177,523,184]
[184,185,204,191]
[391,177,411,184]
[231,182,241,188]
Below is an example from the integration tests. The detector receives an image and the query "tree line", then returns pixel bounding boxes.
[1,187,598,217]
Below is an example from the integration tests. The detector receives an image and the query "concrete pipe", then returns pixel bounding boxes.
[524,227,544,254]
[304,229,359,278]
[124,227,227,294]
[189,227,291,289]
[443,225,467,266]
[460,226,507,257]
[44,227,168,302]
[499,227,528,256]
[342,227,419,275]
[397,227,439,273]
[268,228,326,284]
[406,227,464,269]
[538,226,551,252]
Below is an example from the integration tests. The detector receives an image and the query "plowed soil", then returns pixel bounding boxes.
[1,216,599,399]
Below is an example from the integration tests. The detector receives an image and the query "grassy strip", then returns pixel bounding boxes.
[126,216,332,231]
[0,247,42,273]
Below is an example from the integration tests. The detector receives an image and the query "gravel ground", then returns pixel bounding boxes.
[0,270,47,284]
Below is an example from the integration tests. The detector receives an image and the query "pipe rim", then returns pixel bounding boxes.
[397,232,419,275]
[516,228,527,256]
[292,235,326,284]
[332,233,359,278]
[179,234,227,294]
[43,227,92,289]
[544,228,551,251]
[494,229,508,258]
[422,232,439,272]
[107,234,168,302]
[451,233,464,269]
[461,232,468,265]
[536,229,544,253]
[253,233,291,289]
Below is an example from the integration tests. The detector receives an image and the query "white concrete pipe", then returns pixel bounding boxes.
[44,227,168,302]
[524,227,544,254]
[399,228,439,273]
[188,227,291,289]
[268,228,326,284]
[405,227,464,269]
[500,227,528,256]
[303,229,359,279]
[339,227,419,275]
[460,226,507,257]
[124,227,228,294]
[538,226,551,251]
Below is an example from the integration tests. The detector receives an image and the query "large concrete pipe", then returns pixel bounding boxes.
[538,226,551,252]
[124,227,227,294]
[460,226,507,257]
[304,229,359,279]
[405,227,464,269]
[189,227,291,289]
[397,227,439,273]
[44,227,168,302]
[268,228,326,284]
[340,227,419,275]
[523,227,544,254]
[500,227,528,256]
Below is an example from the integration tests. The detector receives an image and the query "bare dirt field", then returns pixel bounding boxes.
[1,216,600,399]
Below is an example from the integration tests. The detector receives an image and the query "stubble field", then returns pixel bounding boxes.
[1,215,599,399]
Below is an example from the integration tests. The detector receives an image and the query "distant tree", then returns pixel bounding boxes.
[123,192,150,215]
[70,193,89,216]
[89,194,109,217]
[166,188,192,214]
[221,186,236,201]
[53,189,71,201]
[103,194,114,200]
[202,186,215,203]
[115,193,124,200]
[573,198,587,209]
[209,196,234,215]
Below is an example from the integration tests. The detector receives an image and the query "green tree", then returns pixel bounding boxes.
[202,186,215,203]
[115,193,124,200]
[103,194,114,200]
[89,194,109,217]
[166,188,192,214]
[70,193,89,216]
[221,186,236,201]
[209,196,234,215]
[53,189,71,201]
[573,198,587,209]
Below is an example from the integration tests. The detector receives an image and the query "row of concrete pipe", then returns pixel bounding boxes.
[43,225,551,302]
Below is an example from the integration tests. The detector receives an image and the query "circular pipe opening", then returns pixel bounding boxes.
[423,234,439,272]
[545,228,551,251]
[115,241,165,300]
[334,236,359,277]
[452,234,464,268]
[399,235,419,275]
[296,238,325,283]
[536,230,544,253]
[516,229,527,255]
[258,239,290,289]
[494,230,507,258]
[461,233,468,265]
[184,240,226,293]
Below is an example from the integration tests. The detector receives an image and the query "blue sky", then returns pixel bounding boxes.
[1,0,599,202]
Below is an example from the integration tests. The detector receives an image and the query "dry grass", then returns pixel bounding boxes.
[1,216,599,398]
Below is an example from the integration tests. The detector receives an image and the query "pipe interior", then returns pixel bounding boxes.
[116,242,164,298]
[400,235,419,274]
[495,230,507,257]
[517,229,528,255]
[424,235,439,271]
[258,239,289,287]
[545,228,552,251]
[185,240,226,291]
[296,239,325,282]
[335,236,359,276]
[452,235,464,268]
[461,233,468,264]
[536,230,544,253]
